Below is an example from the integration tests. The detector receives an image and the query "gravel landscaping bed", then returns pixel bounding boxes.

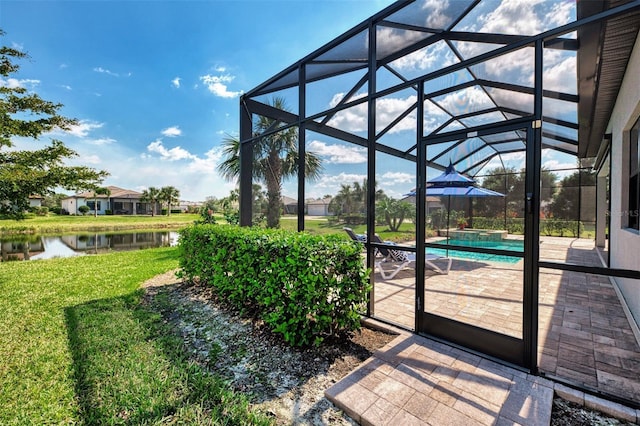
[141,270,636,425]
[141,270,397,425]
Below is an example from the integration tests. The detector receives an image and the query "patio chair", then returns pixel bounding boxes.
[343,227,367,242]
[371,234,452,279]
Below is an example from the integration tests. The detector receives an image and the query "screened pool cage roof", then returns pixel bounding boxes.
[241,0,640,178]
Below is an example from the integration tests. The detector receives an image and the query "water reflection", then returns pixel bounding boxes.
[0,231,179,261]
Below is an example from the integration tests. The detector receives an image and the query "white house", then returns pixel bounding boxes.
[306,197,333,216]
[595,29,640,335]
[61,186,160,215]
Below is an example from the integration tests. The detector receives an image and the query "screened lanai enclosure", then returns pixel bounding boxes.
[237,0,640,406]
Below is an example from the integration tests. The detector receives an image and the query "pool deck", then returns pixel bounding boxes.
[328,236,640,424]
[373,237,640,403]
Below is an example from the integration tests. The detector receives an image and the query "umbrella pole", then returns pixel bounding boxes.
[446,195,450,257]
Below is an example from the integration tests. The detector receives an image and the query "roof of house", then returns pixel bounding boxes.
[281,196,297,205]
[577,0,640,158]
[66,186,143,200]
[306,197,332,206]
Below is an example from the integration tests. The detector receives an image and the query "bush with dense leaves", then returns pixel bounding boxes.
[178,225,370,346]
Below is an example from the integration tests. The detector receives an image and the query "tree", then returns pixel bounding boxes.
[476,166,557,219]
[549,169,596,220]
[217,97,323,228]
[140,187,161,216]
[328,179,384,221]
[198,197,217,224]
[377,198,414,232]
[91,186,111,217]
[0,31,108,219]
[159,186,180,215]
[41,192,67,213]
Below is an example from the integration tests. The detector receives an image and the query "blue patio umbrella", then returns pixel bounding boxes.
[406,162,504,234]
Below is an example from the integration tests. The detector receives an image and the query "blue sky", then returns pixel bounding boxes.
[0,0,394,201]
[1,0,581,202]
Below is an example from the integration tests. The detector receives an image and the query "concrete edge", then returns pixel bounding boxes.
[554,383,639,423]
[360,317,411,337]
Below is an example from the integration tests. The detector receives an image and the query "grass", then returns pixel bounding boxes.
[279,216,417,242]
[0,248,271,425]
[0,213,203,236]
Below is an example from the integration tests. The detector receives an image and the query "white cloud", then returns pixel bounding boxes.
[60,84,72,90]
[200,74,243,98]
[0,77,40,89]
[307,140,367,164]
[436,86,494,116]
[543,56,576,94]
[171,77,181,88]
[392,41,456,71]
[185,147,224,174]
[328,93,419,134]
[65,120,104,137]
[545,1,574,27]
[88,137,116,146]
[161,126,182,137]
[380,171,414,185]
[93,67,118,77]
[80,154,102,165]
[478,0,545,36]
[214,66,226,72]
[421,0,452,29]
[147,140,195,161]
[315,172,368,189]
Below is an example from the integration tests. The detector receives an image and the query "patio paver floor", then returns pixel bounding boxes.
[326,332,556,425]
[369,237,640,405]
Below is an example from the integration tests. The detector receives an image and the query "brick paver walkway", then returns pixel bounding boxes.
[326,332,555,425]
[369,237,640,405]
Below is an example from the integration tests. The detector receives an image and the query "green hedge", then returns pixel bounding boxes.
[178,225,371,346]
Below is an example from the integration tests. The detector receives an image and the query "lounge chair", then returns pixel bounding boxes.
[343,227,366,242]
[371,234,452,279]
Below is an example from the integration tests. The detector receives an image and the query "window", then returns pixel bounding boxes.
[86,201,101,211]
[629,117,640,230]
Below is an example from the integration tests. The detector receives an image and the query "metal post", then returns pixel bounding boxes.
[524,39,543,372]
[366,22,377,317]
[298,64,306,232]
[239,98,253,227]
[415,80,426,331]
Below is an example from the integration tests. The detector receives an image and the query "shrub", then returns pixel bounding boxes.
[178,225,370,346]
[341,213,366,225]
[78,205,90,215]
[223,209,239,225]
[105,209,113,215]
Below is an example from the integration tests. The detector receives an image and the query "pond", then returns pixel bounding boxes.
[0,230,179,261]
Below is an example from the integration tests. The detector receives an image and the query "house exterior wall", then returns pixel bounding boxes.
[606,31,640,328]
[61,197,109,215]
[307,203,330,216]
[61,198,79,214]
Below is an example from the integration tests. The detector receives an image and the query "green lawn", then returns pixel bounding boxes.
[0,214,203,236]
[279,216,419,242]
[0,248,270,425]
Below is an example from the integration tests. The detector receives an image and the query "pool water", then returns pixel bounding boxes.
[429,238,524,264]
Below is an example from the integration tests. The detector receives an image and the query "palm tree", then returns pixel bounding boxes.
[160,186,180,216]
[91,186,111,217]
[140,187,161,216]
[217,97,322,228]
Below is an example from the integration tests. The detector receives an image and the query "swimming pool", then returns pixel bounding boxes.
[429,238,524,264]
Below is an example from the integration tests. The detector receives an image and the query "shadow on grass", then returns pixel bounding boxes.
[64,291,271,425]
